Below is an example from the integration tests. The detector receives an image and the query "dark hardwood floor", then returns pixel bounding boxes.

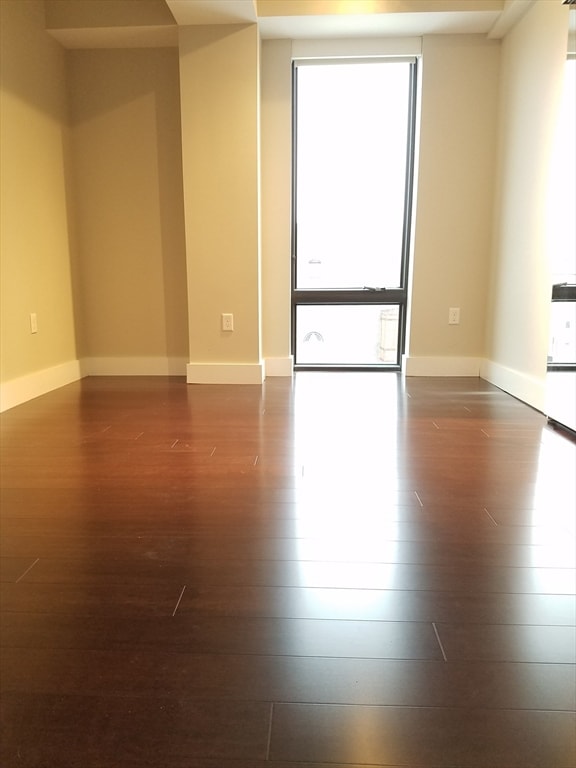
[1,373,575,767]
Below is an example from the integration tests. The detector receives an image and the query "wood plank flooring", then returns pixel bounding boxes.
[1,373,575,767]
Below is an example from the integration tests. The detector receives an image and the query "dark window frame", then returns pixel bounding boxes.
[290,57,419,371]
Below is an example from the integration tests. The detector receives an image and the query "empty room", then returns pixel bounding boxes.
[1,1,575,766]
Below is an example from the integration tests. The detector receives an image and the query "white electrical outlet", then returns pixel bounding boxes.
[448,307,460,325]
[221,313,234,332]
[30,313,38,334]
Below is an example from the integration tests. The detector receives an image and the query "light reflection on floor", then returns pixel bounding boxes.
[532,430,576,528]
[293,373,401,592]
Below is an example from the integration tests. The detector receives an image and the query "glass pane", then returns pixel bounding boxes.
[296,62,410,290]
[548,302,576,365]
[296,305,399,366]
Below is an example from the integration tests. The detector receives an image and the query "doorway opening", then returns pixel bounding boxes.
[292,57,418,370]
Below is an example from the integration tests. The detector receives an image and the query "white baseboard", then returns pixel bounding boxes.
[480,358,546,412]
[0,359,82,413]
[404,356,482,377]
[264,356,293,377]
[81,357,188,376]
[186,362,265,385]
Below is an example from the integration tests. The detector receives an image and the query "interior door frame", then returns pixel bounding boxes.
[291,57,419,371]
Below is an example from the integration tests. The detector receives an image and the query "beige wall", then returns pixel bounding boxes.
[179,24,263,383]
[260,39,292,368]
[45,0,175,30]
[407,34,500,373]
[259,35,501,375]
[0,0,78,399]
[67,47,189,373]
[482,0,570,409]
[1,1,571,407]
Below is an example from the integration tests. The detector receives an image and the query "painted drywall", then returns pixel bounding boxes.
[67,48,189,371]
[260,39,292,369]
[407,34,500,373]
[482,0,570,409]
[179,24,262,381]
[45,0,175,30]
[0,1,78,394]
[258,34,500,374]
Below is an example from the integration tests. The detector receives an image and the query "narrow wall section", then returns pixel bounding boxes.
[482,1,570,409]
[179,24,263,384]
[407,34,500,376]
[260,39,293,377]
[0,0,80,410]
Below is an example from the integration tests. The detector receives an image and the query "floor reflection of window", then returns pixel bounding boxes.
[292,373,401,596]
[529,432,576,570]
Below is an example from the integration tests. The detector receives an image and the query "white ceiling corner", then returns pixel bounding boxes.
[165,0,257,26]
[487,0,536,39]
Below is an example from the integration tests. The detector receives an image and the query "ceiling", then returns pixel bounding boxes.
[45,0,573,49]
[166,0,506,39]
